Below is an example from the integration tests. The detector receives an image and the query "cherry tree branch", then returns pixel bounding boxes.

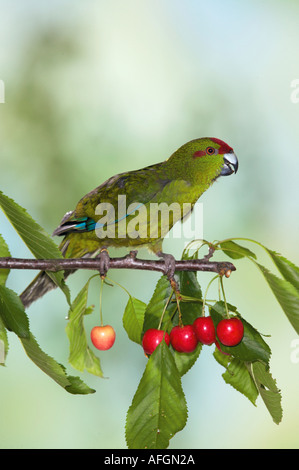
[0,254,235,277]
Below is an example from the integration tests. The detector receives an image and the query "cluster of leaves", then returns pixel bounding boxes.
[122,236,299,448]
[1,190,299,449]
[0,191,95,394]
[123,274,279,449]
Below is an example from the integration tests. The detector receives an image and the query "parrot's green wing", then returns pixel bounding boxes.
[53,165,193,253]
[53,164,168,233]
[77,164,170,215]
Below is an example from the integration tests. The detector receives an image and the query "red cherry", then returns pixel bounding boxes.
[170,325,198,353]
[216,317,244,346]
[193,316,216,345]
[142,329,170,355]
[90,325,116,350]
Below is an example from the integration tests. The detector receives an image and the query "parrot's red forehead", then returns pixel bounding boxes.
[210,138,233,154]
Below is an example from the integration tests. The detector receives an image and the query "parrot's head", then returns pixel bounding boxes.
[167,137,238,184]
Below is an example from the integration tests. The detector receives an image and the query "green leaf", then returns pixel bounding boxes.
[0,317,9,365]
[210,301,271,364]
[214,350,258,405]
[125,340,188,449]
[0,233,11,286]
[66,280,103,378]
[213,346,231,368]
[0,281,93,393]
[0,191,70,304]
[142,275,176,334]
[65,375,96,395]
[178,270,202,322]
[20,332,95,394]
[173,342,202,376]
[257,263,299,334]
[0,285,30,338]
[266,250,299,292]
[249,361,283,424]
[219,240,257,260]
[142,271,203,335]
[123,297,146,345]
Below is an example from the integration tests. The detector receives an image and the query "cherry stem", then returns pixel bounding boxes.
[176,298,182,326]
[99,276,104,326]
[219,276,230,319]
[105,275,131,298]
[202,274,219,317]
[172,287,183,326]
[158,290,174,330]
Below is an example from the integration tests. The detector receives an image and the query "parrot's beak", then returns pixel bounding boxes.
[221,152,238,176]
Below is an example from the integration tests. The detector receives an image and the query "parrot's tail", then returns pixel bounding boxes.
[20,238,74,308]
[20,270,68,309]
[20,235,101,308]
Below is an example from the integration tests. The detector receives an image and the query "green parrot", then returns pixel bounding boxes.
[20,137,238,307]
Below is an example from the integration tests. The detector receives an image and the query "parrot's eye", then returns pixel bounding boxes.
[206,147,215,155]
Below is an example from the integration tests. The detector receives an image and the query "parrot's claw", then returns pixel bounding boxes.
[127,250,138,260]
[99,248,110,278]
[157,252,176,280]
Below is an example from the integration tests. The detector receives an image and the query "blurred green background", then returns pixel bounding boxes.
[1,0,299,449]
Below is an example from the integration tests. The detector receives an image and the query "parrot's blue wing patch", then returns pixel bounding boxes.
[53,203,145,237]
[53,216,97,236]
[74,217,97,231]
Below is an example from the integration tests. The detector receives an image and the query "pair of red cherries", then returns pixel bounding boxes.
[142,316,244,356]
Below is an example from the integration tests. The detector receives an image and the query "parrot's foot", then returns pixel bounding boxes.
[127,250,138,260]
[157,251,176,280]
[98,248,110,278]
